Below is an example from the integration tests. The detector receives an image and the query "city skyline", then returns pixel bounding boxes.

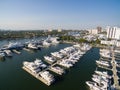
[0,0,120,30]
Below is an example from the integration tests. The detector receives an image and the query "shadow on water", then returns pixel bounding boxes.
[0,57,6,62]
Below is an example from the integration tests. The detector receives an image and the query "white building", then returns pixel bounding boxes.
[58,28,62,32]
[88,29,98,34]
[107,26,120,40]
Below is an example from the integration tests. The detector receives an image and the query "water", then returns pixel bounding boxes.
[0,40,100,90]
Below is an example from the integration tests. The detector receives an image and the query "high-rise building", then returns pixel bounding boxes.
[107,26,120,40]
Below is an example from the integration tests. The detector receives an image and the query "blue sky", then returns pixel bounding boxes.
[0,0,120,30]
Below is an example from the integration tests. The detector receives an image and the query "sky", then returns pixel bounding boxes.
[0,0,120,30]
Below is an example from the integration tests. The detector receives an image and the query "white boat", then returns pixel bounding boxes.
[100,49,111,58]
[96,60,110,67]
[50,66,65,75]
[4,50,12,56]
[95,71,111,79]
[27,43,38,50]
[92,74,109,83]
[51,52,63,58]
[58,59,73,68]
[0,52,5,57]
[4,42,24,49]
[39,71,55,84]
[42,40,51,47]
[44,56,56,64]
[86,81,100,90]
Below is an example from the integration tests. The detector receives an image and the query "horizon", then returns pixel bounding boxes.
[0,0,120,30]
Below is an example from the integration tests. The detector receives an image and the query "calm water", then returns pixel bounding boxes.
[0,40,100,90]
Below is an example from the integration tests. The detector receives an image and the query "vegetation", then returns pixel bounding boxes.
[0,30,102,46]
[0,30,67,39]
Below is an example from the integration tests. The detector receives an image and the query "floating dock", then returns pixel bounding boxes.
[22,66,51,86]
[23,48,31,52]
[13,49,21,54]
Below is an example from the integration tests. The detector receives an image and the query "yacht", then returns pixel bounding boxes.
[4,42,24,50]
[4,50,12,57]
[0,52,5,57]
[58,59,73,68]
[27,43,38,50]
[51,52,63,59]
[50,66,65,75]
[86,81,100,90]
[42,40,50,47]
[95,71,111,79]
[44,56,56,64]
[96,60,110,67]
[39,71,55,85]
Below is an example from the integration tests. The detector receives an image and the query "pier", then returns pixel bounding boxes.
[111,47,120,89]
[12,49,21,54]
[23,48,31,52]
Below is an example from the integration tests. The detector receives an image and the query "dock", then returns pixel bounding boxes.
[13,49,21,54]
[22,66,51,86]
[111,47,120,89]
[23,48,31,52]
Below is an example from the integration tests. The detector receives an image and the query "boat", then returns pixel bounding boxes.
[86,81,100,90]
[38,71,55,85]
[4,50,12,56]
[44,56,56,64]
[96,60,110,67]
[0,52,5,57]
[50,66,65,75]
[4,42,24,50]
[51,52,63,59]
[27,43,38,50]
[42,40,51,47]
[95,70,111,79]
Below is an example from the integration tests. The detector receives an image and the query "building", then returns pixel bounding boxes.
[88,27,102,35]
[107,26,120,40]
[58,28,62,32]
[88,29,98,34]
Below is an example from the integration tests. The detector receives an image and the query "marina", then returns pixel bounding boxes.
[22,44,91,86]
[0,38,120,90]
[0,0,119,89]
[86,47,120,90]
[0,39,99,90]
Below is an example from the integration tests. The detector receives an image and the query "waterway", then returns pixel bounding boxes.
[0,39,100,90]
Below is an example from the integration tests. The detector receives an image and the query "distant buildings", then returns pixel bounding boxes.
[88,27,102,34]
[58,28,62,32]
[67,31,80,37]
[107,26,120,40]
